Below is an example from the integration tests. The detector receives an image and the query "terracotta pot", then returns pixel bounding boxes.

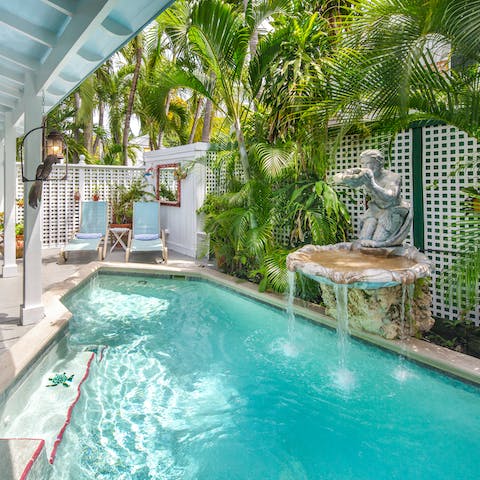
[109,223,132,229]
[16,235,24,258]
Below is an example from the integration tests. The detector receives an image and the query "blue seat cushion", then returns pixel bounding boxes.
[134,233,159,241]
[76,232,103,239]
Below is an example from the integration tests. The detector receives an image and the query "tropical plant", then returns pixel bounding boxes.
[442,185,480,315]
[121,34,144,165]
[110,179,155,225]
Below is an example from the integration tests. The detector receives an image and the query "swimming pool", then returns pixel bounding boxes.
[9,272,480,478]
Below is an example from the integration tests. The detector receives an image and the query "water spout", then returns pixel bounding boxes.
[333,284,350,369]
[286,270,296,336]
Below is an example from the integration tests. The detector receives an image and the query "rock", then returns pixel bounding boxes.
[319,280,434,340]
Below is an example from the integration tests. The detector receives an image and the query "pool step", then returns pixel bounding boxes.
[0,347,101,477]
[0,438,49,480]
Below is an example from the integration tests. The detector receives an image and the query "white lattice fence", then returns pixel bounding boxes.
[15,163,144,247]
[423,125,479,322]
[205,150,245,195]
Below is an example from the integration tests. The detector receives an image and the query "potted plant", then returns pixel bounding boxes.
[173,165,188,180]
[110,178,155,228]
[0,214,24,259]
[92,186,100,201]
[15,223,24,258]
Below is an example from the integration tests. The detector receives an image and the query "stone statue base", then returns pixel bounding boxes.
[320,281,434,340]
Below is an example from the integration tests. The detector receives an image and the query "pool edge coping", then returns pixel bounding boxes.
[1,260,480,400]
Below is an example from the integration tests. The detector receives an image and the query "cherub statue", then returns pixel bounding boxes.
[333,149,412,248]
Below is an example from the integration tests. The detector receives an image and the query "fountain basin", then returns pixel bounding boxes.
[286,242,431,288]
[287,242,433,339]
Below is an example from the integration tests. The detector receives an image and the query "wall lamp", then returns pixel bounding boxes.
[19,120,69,208]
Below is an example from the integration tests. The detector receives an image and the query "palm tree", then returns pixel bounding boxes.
[121,34,144,165]
[323,0,480,133]
[186,0,292,179]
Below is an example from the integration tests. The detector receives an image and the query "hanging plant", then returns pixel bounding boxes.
[173,166,187,180]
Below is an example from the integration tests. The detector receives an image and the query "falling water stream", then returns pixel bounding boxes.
[286,270,296,336]
[332,284,355,391]
[278,270,300,358]
[393,284,415,381]
[333,284,350,367]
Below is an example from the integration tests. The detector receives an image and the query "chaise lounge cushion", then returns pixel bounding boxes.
[76,232,103,239]
[134,233,159,241]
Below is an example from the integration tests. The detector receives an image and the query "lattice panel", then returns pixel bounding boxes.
[423,125,479,323]
[15,163,24,227]
[41,164,80,246]
[205,151,222,194]
[15,163,144,248]
[205,151,245,195]
[329,131,414,244]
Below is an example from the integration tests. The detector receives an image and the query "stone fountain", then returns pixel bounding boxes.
[287,149,433,339]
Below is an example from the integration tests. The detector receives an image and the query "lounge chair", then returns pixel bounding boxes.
[60,201,108,262]
[125,202,167,263]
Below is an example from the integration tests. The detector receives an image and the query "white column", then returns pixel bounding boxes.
[2,113,18,277]
[0,135,4,213]
[21,84,44,325]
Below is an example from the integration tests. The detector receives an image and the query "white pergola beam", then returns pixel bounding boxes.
[0,65,24,86]
[0,46,40,71]
[34,0,113,95]
[21,79,44,324]
[41,0,76,16]
[0,8,57,47]
[2,112,18,277]
[0,81,22,99]
[0,95,17,109]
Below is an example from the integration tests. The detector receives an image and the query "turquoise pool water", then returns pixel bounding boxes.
[51,273,480,479]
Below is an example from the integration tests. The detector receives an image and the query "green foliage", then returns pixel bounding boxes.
[42,0,479,322]
[441,185,480,315]
[111,179,155,224]
[15,223,24,236]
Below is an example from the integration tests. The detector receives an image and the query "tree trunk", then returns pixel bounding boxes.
[157,90,172,149]
[122,36,143,165]
[188,97,204,144]
[84,112,93,155]
[92,100,104,156]
[201,98,213,142]
[234,118,249,181]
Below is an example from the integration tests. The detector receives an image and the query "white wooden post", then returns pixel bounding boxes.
[21,83,44,325]
[2,113,18,277]
[78,154,86,201]
[0,136,3,213]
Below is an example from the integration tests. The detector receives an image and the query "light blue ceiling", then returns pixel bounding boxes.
[0,0,174,135]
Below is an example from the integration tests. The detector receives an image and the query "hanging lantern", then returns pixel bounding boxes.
[19,120,69,183]
[45,130,65,159]
[19,120,70,208]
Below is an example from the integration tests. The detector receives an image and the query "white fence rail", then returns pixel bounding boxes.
[16,163,144,248]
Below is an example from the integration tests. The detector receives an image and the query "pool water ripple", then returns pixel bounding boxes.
[44,274,480,479]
